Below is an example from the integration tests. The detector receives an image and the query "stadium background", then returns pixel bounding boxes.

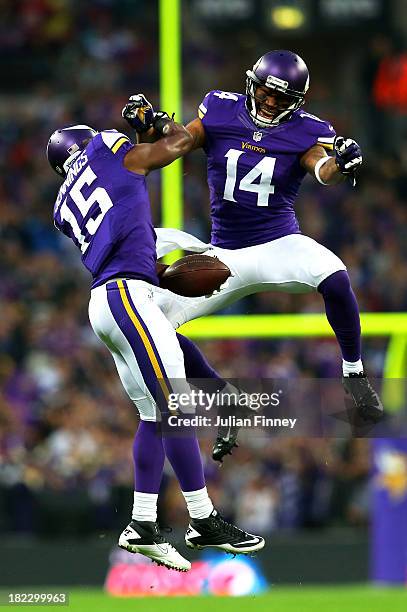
[1,0,407,607]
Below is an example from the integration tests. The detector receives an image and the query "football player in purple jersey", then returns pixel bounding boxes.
[134,51,383,458]
[47,99,264,571]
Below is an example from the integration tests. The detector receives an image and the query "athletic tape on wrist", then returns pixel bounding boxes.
[314,156,331,185]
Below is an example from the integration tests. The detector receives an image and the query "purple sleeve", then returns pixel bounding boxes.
[299,111,336,152]
[198,90,242,154]
[198,91,212,120]
[198,90,217,154]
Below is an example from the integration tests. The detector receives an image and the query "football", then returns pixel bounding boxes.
[159,254,231,297]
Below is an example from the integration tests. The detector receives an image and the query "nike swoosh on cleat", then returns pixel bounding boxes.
[234,538,261,545]
[155,543,169,554]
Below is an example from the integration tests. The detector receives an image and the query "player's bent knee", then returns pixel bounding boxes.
[133,396,160,422]
[317,269,352,298]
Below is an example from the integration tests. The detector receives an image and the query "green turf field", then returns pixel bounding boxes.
[3,586,407,611]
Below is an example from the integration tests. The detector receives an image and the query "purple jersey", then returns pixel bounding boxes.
[53,130,158,288]
[199,90,336,249]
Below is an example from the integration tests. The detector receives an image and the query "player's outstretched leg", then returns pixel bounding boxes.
[162,417,265,554]
[318,270,383,423]
[176,333,240,462]
[118,421,191,571]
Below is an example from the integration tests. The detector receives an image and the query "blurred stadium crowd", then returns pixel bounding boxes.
[1,1,406,536]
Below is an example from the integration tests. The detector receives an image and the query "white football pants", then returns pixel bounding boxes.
[88,278,191,421]
[154,227,347,329]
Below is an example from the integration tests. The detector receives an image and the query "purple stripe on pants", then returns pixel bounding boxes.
[122,281,173,395]
[106,282,169,413]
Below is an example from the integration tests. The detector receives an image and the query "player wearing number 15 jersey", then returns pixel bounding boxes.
[151,50,383,428]
[52,125,159,288]
[47,108,265,571]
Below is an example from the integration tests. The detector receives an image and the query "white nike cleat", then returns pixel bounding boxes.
[119,520,191,571]
[185,509,265,554]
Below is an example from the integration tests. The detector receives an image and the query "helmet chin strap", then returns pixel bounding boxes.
[248,97,300,128]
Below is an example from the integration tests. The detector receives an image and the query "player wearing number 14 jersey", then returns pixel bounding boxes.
[151,50,383,430]
[197,84,335,249]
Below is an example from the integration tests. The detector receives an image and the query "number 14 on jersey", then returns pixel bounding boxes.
[223,148,277,207]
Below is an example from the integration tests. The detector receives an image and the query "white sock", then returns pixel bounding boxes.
[182,486,214,519]
[342,359,364,376]
[132,492,158,522]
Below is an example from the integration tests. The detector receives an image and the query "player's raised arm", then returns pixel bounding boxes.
[185,117,206,150]
[122,99,193,174]
[300,137,363,186]
[121,92,205,151]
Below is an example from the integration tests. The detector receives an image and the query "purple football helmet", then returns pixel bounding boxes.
[46,124,98,177]
[246,50,309,128]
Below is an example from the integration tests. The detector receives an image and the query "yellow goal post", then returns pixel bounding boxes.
[180,313,407,412]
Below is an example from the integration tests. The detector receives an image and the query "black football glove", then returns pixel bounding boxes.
[334,136,363,182]
[152,111,175,136]
[122,94,154,133]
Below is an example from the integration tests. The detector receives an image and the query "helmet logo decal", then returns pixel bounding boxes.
[67,143,80,155]
[47,125,97,177]
[253,131,263,142]
[266,75,288,90]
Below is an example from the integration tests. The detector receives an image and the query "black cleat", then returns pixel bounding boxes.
[212,435,238,463]
[119,520,191,571]
[342,373,384,423]
[185,509,265,554]
[212,400,243,463]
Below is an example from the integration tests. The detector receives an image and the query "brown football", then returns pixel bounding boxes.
[159,254,230,297]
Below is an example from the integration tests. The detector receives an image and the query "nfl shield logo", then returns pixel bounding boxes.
[253,131,263,142]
